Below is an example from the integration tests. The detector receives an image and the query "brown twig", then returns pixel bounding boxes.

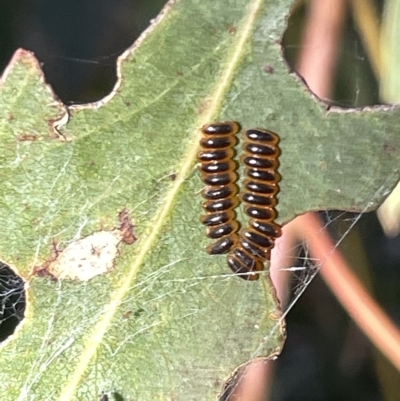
[297,0,347,100]
[291,212,400,371]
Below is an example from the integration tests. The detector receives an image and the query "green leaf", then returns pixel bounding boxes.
[1,0,400,400]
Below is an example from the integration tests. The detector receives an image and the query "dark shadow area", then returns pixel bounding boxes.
[0,262,26,342]
[113,392,125,401]
[99,391,125,401]
[0,0,168,104]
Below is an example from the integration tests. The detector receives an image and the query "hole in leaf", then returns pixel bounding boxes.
[282,1,381,108]
[0,0,169,104]
[0,262,26,343]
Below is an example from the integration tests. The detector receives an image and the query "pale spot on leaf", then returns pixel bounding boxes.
[48,230,123,281]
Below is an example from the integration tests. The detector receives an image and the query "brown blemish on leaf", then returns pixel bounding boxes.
[122,310,133,319]
[383,142,398,157]
[228,26,237,35]
[32,240,60,280]
[16,133,38,142]
[196,98,211,114]
[33,266,57,280]
[319,160,327,170]
[264,64,274,74]
[118,208,137,245]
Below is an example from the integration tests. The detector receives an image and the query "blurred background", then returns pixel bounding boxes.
[0,0,167,103]
[0,0,399,400]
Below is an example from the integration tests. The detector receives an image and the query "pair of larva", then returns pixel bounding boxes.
[197,122,281,280]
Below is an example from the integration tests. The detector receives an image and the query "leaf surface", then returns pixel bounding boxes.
[0,0,400,400]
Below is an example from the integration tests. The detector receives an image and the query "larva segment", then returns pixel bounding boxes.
[228,128,281,280]
[226,247,263,281]
[198,122,241,255]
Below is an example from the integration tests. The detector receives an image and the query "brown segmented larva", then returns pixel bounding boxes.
[227,128,281,280]
[197,122,241,255]
[198,123,281,280]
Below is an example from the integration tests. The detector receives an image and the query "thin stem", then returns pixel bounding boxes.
[292,212,400,371]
